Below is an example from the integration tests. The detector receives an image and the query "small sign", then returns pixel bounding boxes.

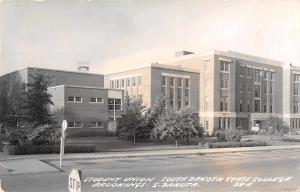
[62,120,68,131]
[68,169,81,192]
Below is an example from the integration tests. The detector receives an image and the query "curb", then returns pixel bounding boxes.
[44,144,300,162]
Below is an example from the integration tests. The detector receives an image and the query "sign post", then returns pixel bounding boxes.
[68,169,81,192]
[0,180,5,192]
[60,120,68,168]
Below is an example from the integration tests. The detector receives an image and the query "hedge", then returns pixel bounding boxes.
[3,144,95,155]
[208,141,269,148]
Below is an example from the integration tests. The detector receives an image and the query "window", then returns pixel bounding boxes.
[220,61,229,72]
[185,79,190,88]
[178,78,182,87]
[240,66,245,76]
[131,77,136,86]
[255,69,261,83]
[170,87,174,99]
[75,97,82,102]
[68,96,75,102]
[247,83,251,92]
[90,122,104,128]
[170,77,175,87]
[90,97,103,103]
[294,74,300,82]
[177,88,182,100]
[220,73,229,89]
[121,79,125,88]
[240,99,243,112]
[240,82,243,91]
[68,96,82,103]
[221,79,229,89]
[270,72,275,81]
[162,76,167,86]
[263,86,267,94]
[247,68,252,77]
[184,88,189,106]
[68,122,82,128]
[254,100,260,112]
[270,95,273,113]
[116,79,120,88]
[247,100,251,112]
[177,100,182,110]
[126,78,130,87]
[294,83,299,96]
[294,102,299,113]
[169,100,174,109]
[270,82,274,94]
[255,85,260,98]
[110,80,114,88]
[220,97,229,111]
[263,104,267,112]
[138,76,142,86]
[263,71,268,80]
[108,98,122,111]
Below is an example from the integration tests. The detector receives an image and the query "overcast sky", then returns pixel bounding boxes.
[0,0,299,76]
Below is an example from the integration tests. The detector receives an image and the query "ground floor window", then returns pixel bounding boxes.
[90,122,104,128]
[68,122,82,128]
[218,117,230,129]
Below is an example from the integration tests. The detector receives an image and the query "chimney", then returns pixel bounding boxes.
[175,51,194,57]
[78,61,90,73]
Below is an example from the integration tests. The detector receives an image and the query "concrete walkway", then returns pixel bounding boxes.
[1,144,300,162]
[0,159,60,175]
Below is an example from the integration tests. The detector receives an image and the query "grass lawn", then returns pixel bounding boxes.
[65,136,213,152]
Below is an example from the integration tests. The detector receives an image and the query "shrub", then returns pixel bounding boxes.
[65,144,95,153]
[3,144,95,155]
[214,130,242,142]
[208,141,269,148]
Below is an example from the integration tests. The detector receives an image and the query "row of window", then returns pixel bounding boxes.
[162,76,190,88]
[161,76,190,110]
[110,76,142,89]
[68,96,103,103]
[221,96,274,113]
[68,121,104,128]
[67,97,122,111]
[240,66,275,81]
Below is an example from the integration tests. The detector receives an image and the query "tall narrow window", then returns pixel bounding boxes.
[220,97,229,111]
[255,85,260,98]
[170,77,175,87]
[162,76,167,86]
[185,79,190,88]
[254,100,260,112]
[220,61,229,72]
[239,99,243,112]
[255,69,261,83]
[240,66,245,76]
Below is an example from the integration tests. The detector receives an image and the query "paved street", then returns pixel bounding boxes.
[1,149,300,192]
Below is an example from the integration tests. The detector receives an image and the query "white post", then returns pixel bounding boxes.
[59,137,64,167]
[60,120,68,168]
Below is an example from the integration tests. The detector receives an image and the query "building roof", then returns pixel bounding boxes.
[215,50,283,67]
[0,66,104,78]
[48,85,123,91]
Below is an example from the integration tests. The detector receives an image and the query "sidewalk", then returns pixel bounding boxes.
[1,144,300,162]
